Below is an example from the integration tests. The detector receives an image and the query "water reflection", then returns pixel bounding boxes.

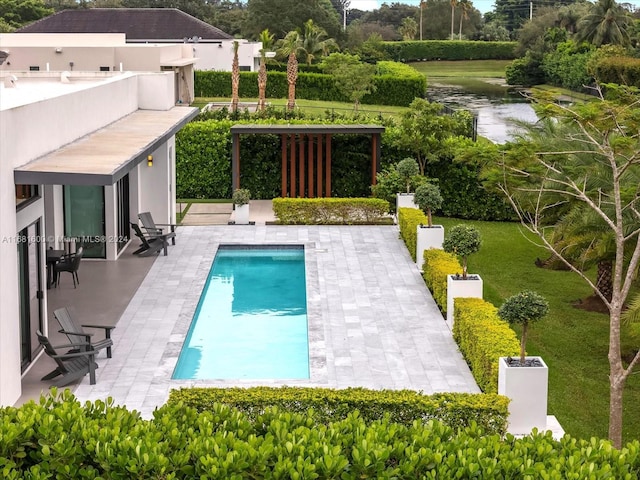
[427,80,538,144]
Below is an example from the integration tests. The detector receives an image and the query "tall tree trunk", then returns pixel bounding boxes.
[459,14,463,40]
[231,41,239,113]
[286,52,298,111]
[596,260,613,302]
[608,299,626,449]
[257,54,267,111]
[451,5,455,39]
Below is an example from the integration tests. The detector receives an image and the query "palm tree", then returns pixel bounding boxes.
[230,40,239,113]
[278,30,302,111]
[450,0,458,40]
[458,0,470,40]
[257,29,274,112]
[576,0,632,47]
[399,16,418,40]
[299,19,338,65]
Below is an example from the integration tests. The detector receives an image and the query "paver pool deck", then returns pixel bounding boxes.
[69,224,479,417]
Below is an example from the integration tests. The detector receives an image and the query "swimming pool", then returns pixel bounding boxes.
[172,245,309,380]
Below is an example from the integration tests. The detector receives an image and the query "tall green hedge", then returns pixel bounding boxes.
[194,64,426,107]
[381,40,517,62]
[176,118,387,199]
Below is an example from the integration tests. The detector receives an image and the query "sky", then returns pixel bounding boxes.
[349,0,640,15]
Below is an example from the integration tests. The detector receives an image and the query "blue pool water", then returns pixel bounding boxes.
[172,245,309,380]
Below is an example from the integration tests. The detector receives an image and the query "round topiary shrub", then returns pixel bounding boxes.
[442,224,481,279]
[414,183,443,227]
[498,290,549,365]
[396,157,420,193]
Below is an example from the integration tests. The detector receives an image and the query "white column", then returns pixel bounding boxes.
[446,274,483,330]
[498,356,549,435]
[416,224,444,269]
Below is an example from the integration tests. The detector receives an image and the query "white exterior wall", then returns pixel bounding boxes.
[193,40,261,71]
[138,145,172,225]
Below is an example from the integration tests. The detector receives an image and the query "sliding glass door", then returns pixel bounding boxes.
[18,221,43,371]
[64,185,106,258]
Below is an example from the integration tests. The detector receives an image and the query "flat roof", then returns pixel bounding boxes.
[230,124,385,134]
[14,106,199,185]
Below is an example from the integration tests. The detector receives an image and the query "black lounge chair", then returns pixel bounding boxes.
[138,211,177,245]
[130,222,174,256]
[54,246,84,288]
[37,330,98,387]
[54,307,114,359]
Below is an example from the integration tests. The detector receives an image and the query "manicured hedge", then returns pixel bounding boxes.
[594,56,640,87]
[454,297,521,394]
[422,249,463,312]
[272,198,390,224]
[381,40,517,62]
[194,62,426,107]
[398,207,426,261]
[168,386,509,434]
[5,390,640,479]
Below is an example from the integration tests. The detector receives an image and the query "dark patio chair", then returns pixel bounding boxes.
[130,222,174,256]
[54,307,114,358]
[54,246,84,288]
[138,211,177,245]
[37,330,98,387]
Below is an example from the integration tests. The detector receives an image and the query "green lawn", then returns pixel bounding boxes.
[193,97,409,119]
[434,216,640,443]
[409,60,512,78]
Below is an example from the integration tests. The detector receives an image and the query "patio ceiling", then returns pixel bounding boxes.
[14,106,199,186]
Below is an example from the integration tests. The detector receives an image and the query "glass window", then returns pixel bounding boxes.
[15,185,39,209]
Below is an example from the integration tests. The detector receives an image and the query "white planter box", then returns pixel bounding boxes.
[446,274,483,330]
[396,192,417,218]
[416,224,444,269]
[498,356,549,435]
[234,204,250,225]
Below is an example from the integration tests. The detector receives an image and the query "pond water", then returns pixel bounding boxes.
[426,79,539,144]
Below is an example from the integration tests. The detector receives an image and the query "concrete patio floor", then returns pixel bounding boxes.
[18,203,480,418]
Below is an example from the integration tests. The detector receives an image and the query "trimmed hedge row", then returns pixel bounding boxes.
[422,249,463,312]
[397,207,426,262]
[5,390,640,479]
[272,197,390,224]
[194,66,426,107]
[454,297,521,394]
[594,56,640,87]
[380,40,517,62]
[168,386,509,434]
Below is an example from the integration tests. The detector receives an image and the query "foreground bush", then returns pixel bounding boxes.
[168,386,508,435]
[4,390,640,479]
[272,198,390,224]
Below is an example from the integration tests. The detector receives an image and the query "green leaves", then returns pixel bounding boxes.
[498,290,550,326]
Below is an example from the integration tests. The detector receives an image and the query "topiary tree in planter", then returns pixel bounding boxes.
[396,157,420,193]
[442,224,481,279]
[232,188,251,206]
[414,183,443,227]
[498,290,549,365]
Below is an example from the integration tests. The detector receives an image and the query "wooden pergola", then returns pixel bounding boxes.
[230,124,385,198]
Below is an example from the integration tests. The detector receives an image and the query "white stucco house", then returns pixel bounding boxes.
[0,64,198,406]
[14,8,263,72]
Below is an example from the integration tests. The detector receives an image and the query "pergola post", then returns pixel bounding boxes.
[317,134,323,197]
[281,134,288,197]
[325,134,331,197]
[290,134,296,198]
[308,134,314,198]
[299,134,305,197]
